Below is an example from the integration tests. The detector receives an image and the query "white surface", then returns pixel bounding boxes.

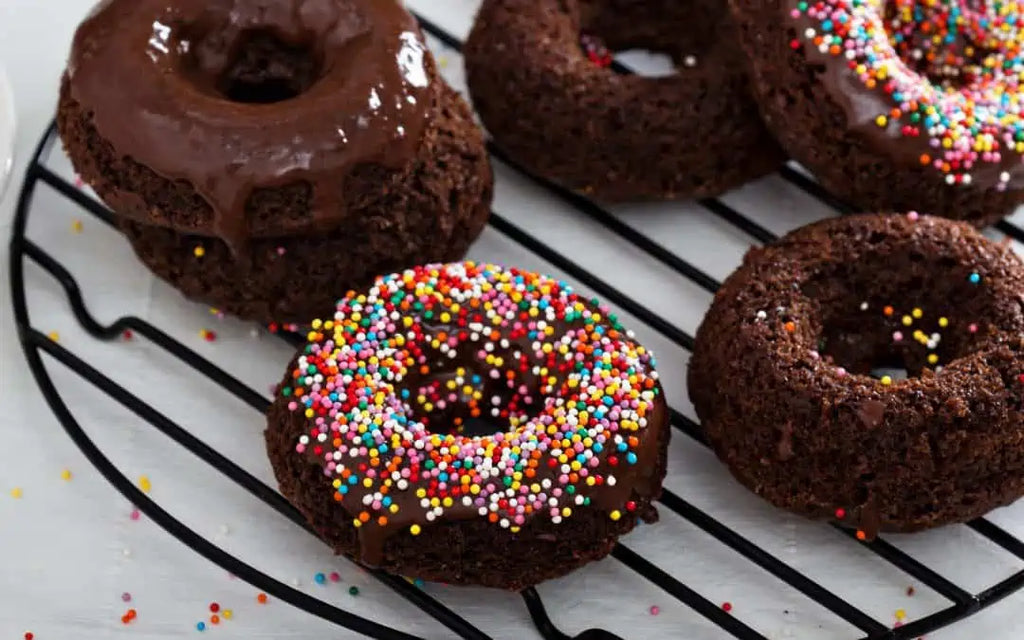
[2,1,1024,639]
[0,61,13,200]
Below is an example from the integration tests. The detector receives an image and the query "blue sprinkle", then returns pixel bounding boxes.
[626,452,638,465]
[315,572,326,585]
[197,622,206,632]
[969,273,982,284]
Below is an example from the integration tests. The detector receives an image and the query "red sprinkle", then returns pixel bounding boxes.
[722,602,733,613]
[329,572,341,583]
[25,633,34,640]
[209,603,220,613]
[122,329,133,340]
[835,508,846,520]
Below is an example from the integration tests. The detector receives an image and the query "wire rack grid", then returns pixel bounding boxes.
[10,7,1024,640]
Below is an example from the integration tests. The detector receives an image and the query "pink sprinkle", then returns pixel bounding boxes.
[130,509,140,521]
[122,592,132,602]
[329,572,341,582]
[835,367,847,377]
[969,324,979,333]
[649,605,660,616]
[893,332,904,342]
[277,247,287,256]
[74,175,84,189]
[907,211,920,221]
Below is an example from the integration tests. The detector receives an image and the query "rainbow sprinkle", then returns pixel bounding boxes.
[284,263,661,536]
[790,0,1024,188]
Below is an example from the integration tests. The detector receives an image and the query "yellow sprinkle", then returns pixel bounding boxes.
[881,376,893,386]
[902,315,913,326]
[410,524,422,536]
[193,245,205,258]
[939,317,949,328]
[71,219,83,233]
[875,115,888,127]
[222,610,233,620]
[48,331,60,342]
[10,487,23,499]
[610,510,622,521]
[928,354,940,365]
[138,475,152,493]
[912,308,923,319]
[61,469,72,481]
[895,608,907,621]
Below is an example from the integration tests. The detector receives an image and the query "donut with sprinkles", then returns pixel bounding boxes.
[690,213,1024,535]
[265,262,669,589]
[730,0,1024,226]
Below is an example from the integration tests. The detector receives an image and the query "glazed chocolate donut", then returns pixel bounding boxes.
[266,262,670,589]
[58,0,492,322]
[690,213,1024,535]
[730,0,1024,226]
[463,0,785,201]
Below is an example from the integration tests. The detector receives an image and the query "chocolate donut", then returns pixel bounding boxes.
[58,0,492,322]
[690,213,1024,535]
[730,0,1024,226]
[463,0,784,201]
[265,262,670,589]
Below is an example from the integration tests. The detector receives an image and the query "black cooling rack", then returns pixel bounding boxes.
[10,13,1024,640]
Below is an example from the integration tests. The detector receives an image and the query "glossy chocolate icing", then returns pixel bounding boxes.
[781,0,1024,190]
[67,0,436,250]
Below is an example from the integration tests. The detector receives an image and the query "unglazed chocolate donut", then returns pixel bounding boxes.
[58,0,492,322]
[464,0,784,201]
[690,213,1024,536]
[730,0,1024,226]
[266,262,670,589]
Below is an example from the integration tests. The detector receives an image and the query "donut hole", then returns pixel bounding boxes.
[882,0,1018,90]
[399,348,546,439]
[806,255,996,380]
[179,27,323,104]
[216,29,323,104]
[576,0,719,76]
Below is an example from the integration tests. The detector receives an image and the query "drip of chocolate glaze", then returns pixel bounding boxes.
[66,0,436,252]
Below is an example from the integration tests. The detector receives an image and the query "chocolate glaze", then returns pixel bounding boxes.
[782,0,1024,191]
[67,0,436,250]
[297,315,666,567]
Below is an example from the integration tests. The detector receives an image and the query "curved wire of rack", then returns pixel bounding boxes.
[10,15,1024,640]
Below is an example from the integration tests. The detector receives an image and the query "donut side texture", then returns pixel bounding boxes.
[464,0,785,201]
[689,213,1024,533]
[728,0,1024,226]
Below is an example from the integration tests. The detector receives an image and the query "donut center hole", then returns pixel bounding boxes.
[399,346,547,439]
[883,0,1020,89]
[179,27,323,104]
[577,1,715,75]
[216,29,322,104]
[806,250,995,380]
